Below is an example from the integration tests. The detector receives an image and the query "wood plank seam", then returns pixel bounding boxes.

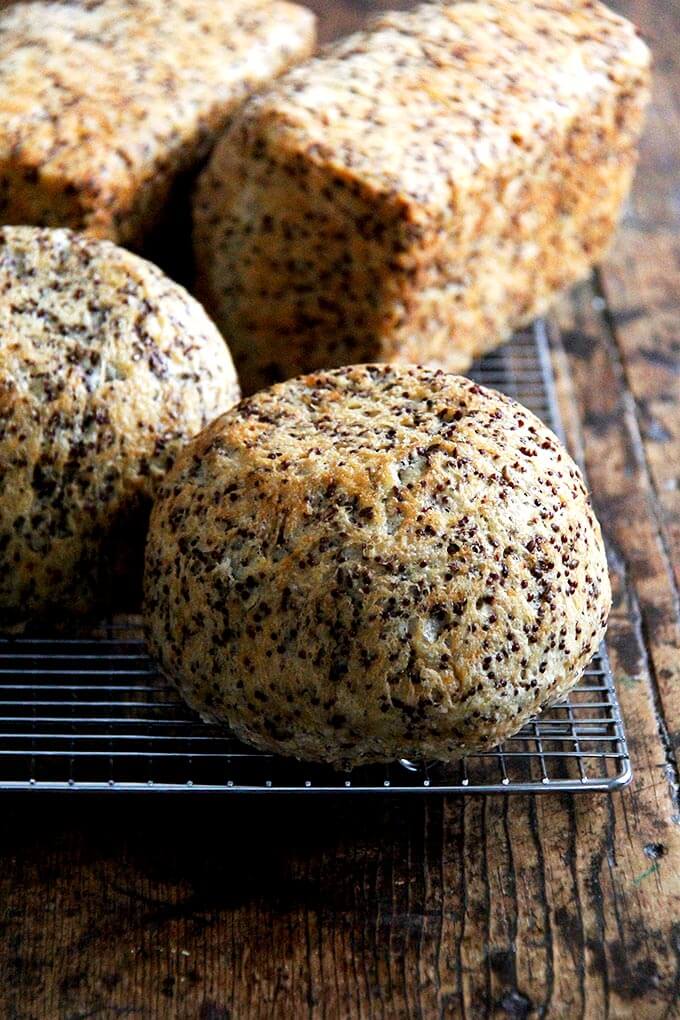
[595,268,680,628]
[549,310,680,815]
[591,268,680,806]
[551,302,680,814]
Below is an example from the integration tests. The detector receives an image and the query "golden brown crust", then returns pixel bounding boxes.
[145,364,611,766]
[194,0,651,394]
[0,226,240,627]
[0,0,316,246]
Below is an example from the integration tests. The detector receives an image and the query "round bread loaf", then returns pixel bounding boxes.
[0,226,239,628]
[144,364,611,765]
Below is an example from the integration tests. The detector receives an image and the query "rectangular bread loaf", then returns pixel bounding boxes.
[195,0,650,393]
[0,0,316,247]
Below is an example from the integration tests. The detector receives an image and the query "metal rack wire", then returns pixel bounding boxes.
[0,323,631,793]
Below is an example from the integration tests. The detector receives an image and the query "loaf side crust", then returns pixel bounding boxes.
[195,0,650,393]
[0,0,316,246]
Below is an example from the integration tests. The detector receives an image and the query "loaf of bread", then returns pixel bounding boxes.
[145,364,611,766]
[0,0,315,247]
[0,226,240,629]
[195,0,651,394]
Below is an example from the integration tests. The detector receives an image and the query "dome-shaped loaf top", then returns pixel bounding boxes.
[0,226,239,627]
[145,363,611,766]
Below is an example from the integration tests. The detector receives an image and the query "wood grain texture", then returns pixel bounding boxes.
[1,1,680,1018]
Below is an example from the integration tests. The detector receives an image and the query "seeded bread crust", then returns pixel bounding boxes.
[195,0,650,394]
[0,226,240,628]
[0,0,316,246]
[145,364,611,766]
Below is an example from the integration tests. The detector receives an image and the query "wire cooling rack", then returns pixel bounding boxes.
[0,323,631,793]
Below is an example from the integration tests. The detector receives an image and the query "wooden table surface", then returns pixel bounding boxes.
[2,1,680,1017]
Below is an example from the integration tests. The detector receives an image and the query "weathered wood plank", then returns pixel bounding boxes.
[551,273,680,1016]
[1,764,678,1018]
[600,0,680,753]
